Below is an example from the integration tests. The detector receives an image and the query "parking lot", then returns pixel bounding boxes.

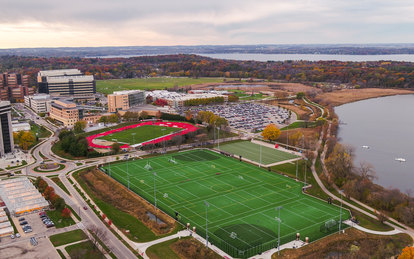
[0,235,60,259]
[179,102,292,132]
[12,212,55,238]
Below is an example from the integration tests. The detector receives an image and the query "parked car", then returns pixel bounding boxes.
[15,233,21,238]
[18,217,25,221]
[10,234,15,239]
[19,221,28,226]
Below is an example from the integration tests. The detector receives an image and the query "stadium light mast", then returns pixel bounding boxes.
[339,190,343,234]
[304,157,308,186]
[204,201,210,248]
[275,206,283,255]
[217,127,220,150]
[132,132,136,145]
[259,144,262,168]
[127,157,130,190]
[153,171,157,216]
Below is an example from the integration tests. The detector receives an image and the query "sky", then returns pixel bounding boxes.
[1,0,414,48]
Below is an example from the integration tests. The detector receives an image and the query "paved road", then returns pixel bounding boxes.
[13,106,138,259]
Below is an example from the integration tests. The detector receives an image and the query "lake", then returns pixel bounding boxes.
[335,94,414,191]
[200,53,414,62]
[93,53,414,62]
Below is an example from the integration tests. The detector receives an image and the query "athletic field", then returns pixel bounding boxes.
[101,149,350,258]
[218,141,299,165]
[97,125,179,145]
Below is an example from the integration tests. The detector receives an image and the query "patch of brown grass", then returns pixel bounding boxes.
[171,237,223,259]
[80,169,176,235]
[316,88,413,106]
[272,228,412,259]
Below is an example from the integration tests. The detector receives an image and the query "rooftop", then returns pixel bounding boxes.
[111,90,144,95]
[38,69,82,77]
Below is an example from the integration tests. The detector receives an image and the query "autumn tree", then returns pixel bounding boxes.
[74,120,87,134]
[13,131,36,150]
[261,124,281,141]
[325,143,354,187]
[288,131,304,147]
[140,111,149,120]
[400,247,414,259]
[61,207,72,218]
[43,186,55,200]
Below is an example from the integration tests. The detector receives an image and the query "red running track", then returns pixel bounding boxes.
[86,121,198,149]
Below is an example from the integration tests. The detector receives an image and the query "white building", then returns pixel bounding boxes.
[24,94,52,113]
[12,122,31,132]
[146,90,228,108]
[0,178,49,216]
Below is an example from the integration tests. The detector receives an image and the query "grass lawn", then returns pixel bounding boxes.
[65,240,105,259]
[281,121,318,130]
[74,169,177,242]
[218,141,299,165]
[51,177,70,195]
[97,125,180,145]
[47,209,75,228]
[146,237,181,259]
[31,123,51,138]
[96,77,227,94]
[102,149,350,258]
[50,229,87,247]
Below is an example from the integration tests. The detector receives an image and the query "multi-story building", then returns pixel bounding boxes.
[24,94,52,114]
[37,69,95,98]
[0,101,14,156]
[147,90,228,108]
[50,99,80,126]
[50,99,102,127]
[0,73,33,103]
[107,90,145,113]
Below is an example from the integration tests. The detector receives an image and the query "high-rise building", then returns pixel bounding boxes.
[0,101,14,156]
[107,90,145,113]
[37,69,95,98]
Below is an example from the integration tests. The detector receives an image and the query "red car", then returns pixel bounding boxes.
[83,206,88,210]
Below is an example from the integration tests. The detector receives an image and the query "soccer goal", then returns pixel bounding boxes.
[320,219,338,233]
[168,157,178,164]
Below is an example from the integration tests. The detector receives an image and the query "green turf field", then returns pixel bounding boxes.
[97,125,180,145]
[96,77,228,94]
[101,149,350,258]
[218,141,299,165]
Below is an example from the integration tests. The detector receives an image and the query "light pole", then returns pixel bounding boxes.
[275,206,283,255]
[131,133,136,145]
[259,144,262,168]
[304,157,308,186]
[153,171,157,216]
[217,127,220,150]
[204,201,210,248]
[145,162,157,217]
[127,157,130,190]
[295,159,298,180]
[339,190,343,233]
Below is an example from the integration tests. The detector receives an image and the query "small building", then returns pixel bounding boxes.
[12,122,31,132]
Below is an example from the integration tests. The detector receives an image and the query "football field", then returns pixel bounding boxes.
[101,149,350,258]
[218,141,299,165]
[97,125,179,145]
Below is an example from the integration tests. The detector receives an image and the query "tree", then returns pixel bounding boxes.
[111,142,121,154]
[288,131,304,147]
[400,247,414,259]
[15,131,36,150]
[43,186,55,200]
[140,111,149,120]
[325,143,354,187]
[61,207,72,218]
[185,110,192,121]
[74,121,87,133]
[296,92,305,99]
[51,196,66,211]
[261,124,281,141]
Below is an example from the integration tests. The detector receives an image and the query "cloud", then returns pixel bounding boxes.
[0,0,413,48]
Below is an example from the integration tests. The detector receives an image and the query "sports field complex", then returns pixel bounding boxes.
[218,141,300,165]
[101,149,350,258]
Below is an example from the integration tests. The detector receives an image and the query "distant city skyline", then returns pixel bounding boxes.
[1,0,413,48]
